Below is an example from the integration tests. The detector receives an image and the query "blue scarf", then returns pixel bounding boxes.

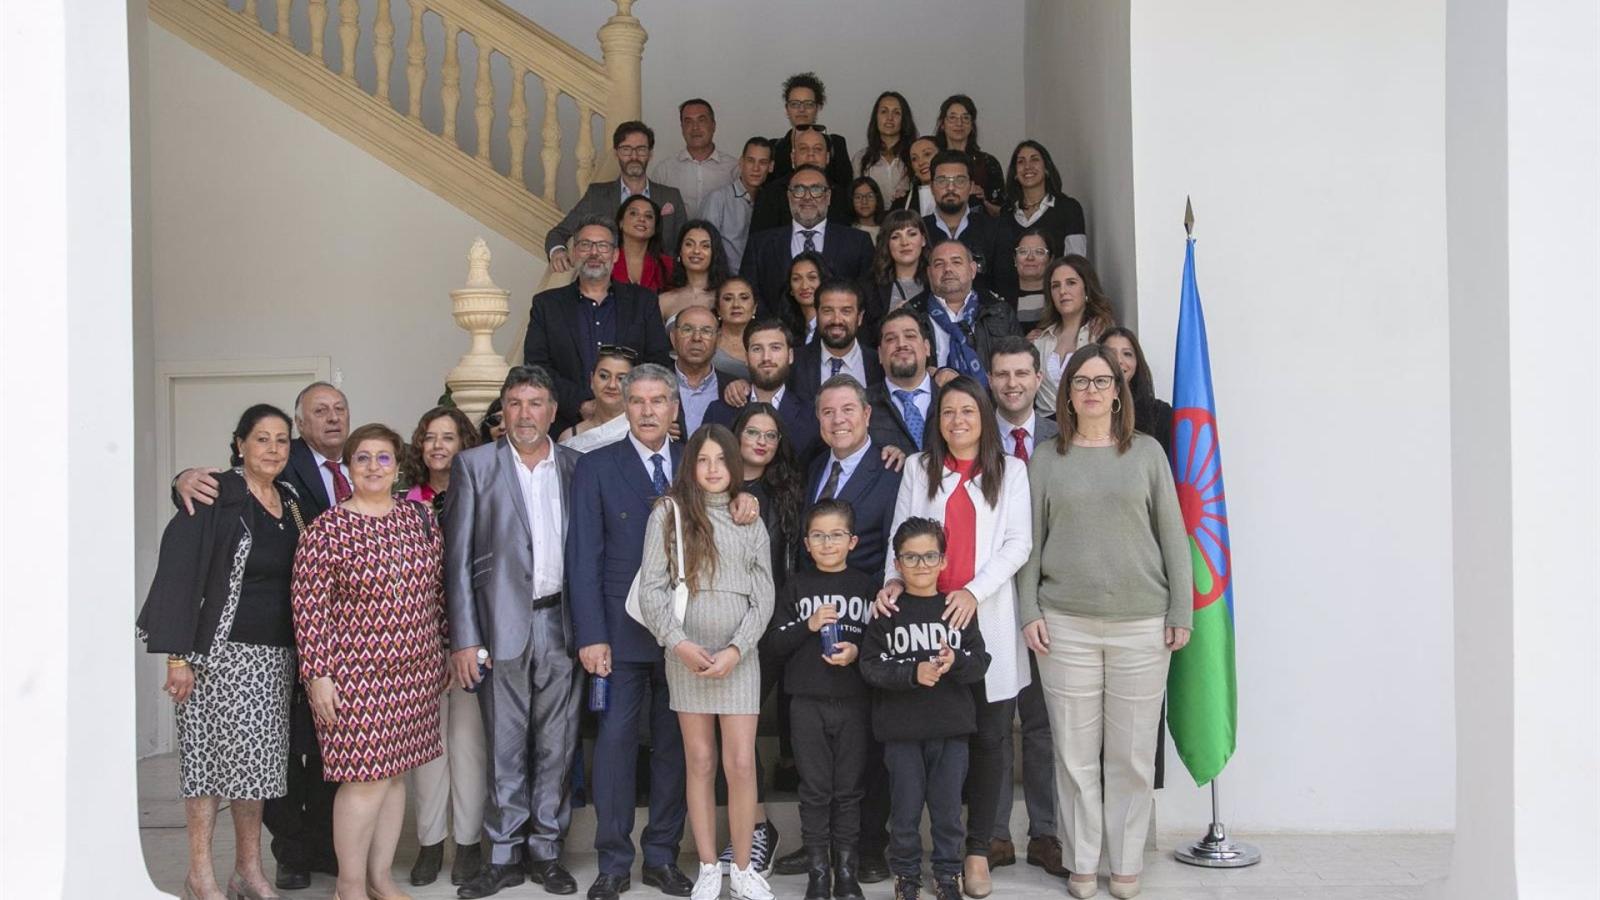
[926,293,987,385]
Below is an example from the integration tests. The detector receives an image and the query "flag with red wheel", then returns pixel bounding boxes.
[1166,235,1238,786]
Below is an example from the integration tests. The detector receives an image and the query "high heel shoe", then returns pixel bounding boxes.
[1067,874,1099,898]
[227,873,281,900]
[1107,875,1140,898]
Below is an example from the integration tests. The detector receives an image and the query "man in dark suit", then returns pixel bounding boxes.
[703,317,821,465]
[667,305,732,439]
[923,149,1009,293]
[866,306,939,455]
[987,335,1059,460]
[767,72,852,187]
[545,121,687,273]
[172,381,351,890]
[444,367,583,898]
[793,280,885,404]
[749,126,853,235]
[742,164,874,319]
[903,239,1020,390]
[524,217,672,436]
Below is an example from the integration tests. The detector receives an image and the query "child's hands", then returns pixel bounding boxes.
[823,641,858,666]
[916,659,943,687]
[807,602,840,633]
[935,641,956,675]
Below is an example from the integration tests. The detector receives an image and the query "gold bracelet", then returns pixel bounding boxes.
[166,657,190,668]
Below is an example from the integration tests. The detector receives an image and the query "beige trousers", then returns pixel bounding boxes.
[410,686,487,846]
[1036,612,1169,875]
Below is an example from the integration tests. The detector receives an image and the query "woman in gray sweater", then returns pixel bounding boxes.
[1016,344,1193,900]
[639,424,775,900]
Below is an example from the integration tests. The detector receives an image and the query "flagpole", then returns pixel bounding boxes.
[1175,778,1262,867]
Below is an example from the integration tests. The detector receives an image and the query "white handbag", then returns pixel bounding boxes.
[624,497,689,642]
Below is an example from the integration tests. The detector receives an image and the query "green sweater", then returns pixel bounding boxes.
[1016,434,1194,629]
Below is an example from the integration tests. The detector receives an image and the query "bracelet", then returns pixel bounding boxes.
[166,656,189,668]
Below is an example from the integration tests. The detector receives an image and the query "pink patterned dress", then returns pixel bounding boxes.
[291,501,447,782]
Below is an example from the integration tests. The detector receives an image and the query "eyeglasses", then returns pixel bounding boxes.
[943,113,973,125]
[615,145,651,159]
[788,184,830,199]
[483,414,503,428]
[597,343,640,362]
[574,239,615,254]
[932,175,971,189]
[793,123,828,133]
[1015,247,1050,259]
[675,324,717,339]
[351,451,396,469]
[741,427,780,444]
[787,101,820,112]
[807,530,854,545]
[1070,375,1117,392]
[896,550,945,568]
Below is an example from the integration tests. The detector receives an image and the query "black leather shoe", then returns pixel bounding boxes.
[457,862,526,899]
[586,873,631,900]
[641,864,693,896]
[452,842,483,886]
[803,847,831,900]
[411,841,445,886]
[832,847,864,900]
[528,859,578,895]
[274,863,311,891]
[773,846,810,876]
[857,850,891,885]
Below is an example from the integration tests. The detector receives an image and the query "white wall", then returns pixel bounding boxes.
[1121,0,1455,831]
[512,0,1030,180]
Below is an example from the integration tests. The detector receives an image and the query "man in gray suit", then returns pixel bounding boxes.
[445,366,584,898]
[983,336,1069,876]
[545,121,687,274]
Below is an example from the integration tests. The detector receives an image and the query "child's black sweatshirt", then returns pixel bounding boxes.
[858,591,990,742]
[762,567,877,699]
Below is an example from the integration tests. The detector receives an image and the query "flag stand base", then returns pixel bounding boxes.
[1174,780,1262,868]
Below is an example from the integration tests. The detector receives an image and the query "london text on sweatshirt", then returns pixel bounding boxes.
[858,592,990,741]
[762,567,879,699]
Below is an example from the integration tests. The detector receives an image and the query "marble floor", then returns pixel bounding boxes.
[138,755,1450,900]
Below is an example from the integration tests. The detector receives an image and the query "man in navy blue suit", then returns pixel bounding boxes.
[740,164,874,319]
[793,280,886,404]
[704,317,820,465]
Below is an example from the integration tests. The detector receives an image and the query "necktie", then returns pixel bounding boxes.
[801,229,818,253]
[818,461,844,501]
[649,453,670,496]
[323,460,352,503]
[893,389,926,448]
[1011,427,1031,462]
[828,356,844,379]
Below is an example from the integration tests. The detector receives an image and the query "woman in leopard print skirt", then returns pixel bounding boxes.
[138,404,306,900]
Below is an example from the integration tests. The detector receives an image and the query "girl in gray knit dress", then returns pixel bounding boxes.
[640,424,775,900]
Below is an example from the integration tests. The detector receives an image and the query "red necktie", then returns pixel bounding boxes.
[323,460,352,503]
[1011,427,1030,463]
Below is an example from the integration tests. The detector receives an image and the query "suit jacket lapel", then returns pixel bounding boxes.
[290,440,332,511]
[836,443,881,506]
[493,439,534,540]
[614,439,659,499]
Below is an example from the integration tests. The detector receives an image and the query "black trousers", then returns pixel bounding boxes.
[264,694,339,872]
[790,695,871,850]
[884,738,968,880]
[964,684,1017,856]
[859,738,891,855]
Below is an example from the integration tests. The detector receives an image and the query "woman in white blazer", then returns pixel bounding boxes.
[876,375,1032,897]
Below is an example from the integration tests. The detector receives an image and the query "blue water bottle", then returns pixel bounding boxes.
[820,622,841,658]
[588,674,610,712]
[464,648,490,694]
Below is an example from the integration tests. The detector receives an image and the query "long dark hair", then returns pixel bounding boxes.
[664,219,731,291]
[781,250,831,340]
[1039,254,1116,339]
[230,403,292,467]
[1099,326,1156,402]
[663,424,746,592]
[933,94,983,154]
[478,398,503,444]
[1054,343,1136,455]
[404,406,479,487]
[850,177,886,226]
[861,90,918,176]
[1004,139,1063,206]
[732,402,801,549]
[871,208,929,285]
[615,194,665,259]
[920,376,1006,508]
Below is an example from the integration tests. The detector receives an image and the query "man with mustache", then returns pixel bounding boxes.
[524,218,673,436]
[921,150,1008,294]
[545,122,688,274]
[904,239,1019,390]
[743,162,873,319]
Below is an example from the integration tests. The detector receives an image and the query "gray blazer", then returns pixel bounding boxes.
[1036,414,1061,445]
[544,178,688,257]
[443,438,582,660]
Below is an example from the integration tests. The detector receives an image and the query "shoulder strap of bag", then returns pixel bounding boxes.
[665,497,686,584]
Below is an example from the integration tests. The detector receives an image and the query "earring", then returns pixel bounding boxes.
[1111,397,1122,414]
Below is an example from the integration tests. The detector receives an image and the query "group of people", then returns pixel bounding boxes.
[139,71,1194,900]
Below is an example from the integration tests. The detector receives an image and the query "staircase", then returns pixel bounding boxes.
[149,0,644,257]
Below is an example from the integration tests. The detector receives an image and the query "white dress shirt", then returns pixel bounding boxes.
[703,180,756,266]
[618,177,650,202]
[507,442,565,598]
[819,340,868,387]
[886,373,934,424]
[653,147,738,219]
[927,292,978,367]
[851,147,911,207]
[790,218,829,257]
[751,384,787,408]
[815,436,874,502]
[931,209,973,241]
[308,446,351,506]
[998,412,1037,459]
[628,432,673,482]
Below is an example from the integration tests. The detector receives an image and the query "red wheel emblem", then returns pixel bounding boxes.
[1171,409,1231,610]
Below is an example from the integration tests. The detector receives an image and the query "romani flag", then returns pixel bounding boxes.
[1165,233,1238,786]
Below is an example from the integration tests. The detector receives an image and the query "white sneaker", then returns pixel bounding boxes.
[730,862,774,900]
[691,861,723,900]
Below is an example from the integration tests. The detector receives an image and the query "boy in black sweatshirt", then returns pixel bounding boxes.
[859,518,990,900]
[762,500,877,900]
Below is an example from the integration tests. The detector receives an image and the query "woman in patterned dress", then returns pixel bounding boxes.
[137,404,304,900]
[639,424,775,900]
[291,422,449,900]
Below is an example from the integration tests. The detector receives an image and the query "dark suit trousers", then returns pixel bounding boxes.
[964,683,1017,856]
[480,606,581,865]
[264,693,339,872]
[994,654,1057,840]
[593,660,685,875]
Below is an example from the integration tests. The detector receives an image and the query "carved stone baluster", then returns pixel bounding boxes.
[276,0,291,44]
[441,21,461,144]
[575,102,596,195]
[338,0,359,81]
[373,0,394,102]
[308,0,327,61]
[508,66,529,189]
[596,0,645,183]
[473,36,494,164]
[243,0,258,20]
[540,89,560,202]
[446,238,512,422]
[405,2,426,121]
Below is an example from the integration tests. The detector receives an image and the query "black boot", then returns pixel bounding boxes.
[774,846,811,876]
[831,847,864,900]
[410,841,445,886]
[451,842,483,887]
[803,847,831,900]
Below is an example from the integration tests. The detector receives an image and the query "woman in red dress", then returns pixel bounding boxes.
[612,194,675,290]
[292,422,448,900]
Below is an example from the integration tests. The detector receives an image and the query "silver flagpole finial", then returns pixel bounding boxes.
[1184,196,1195,236]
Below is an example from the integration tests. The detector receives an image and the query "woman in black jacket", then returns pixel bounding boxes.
[1101,326,1173,455]
[137,404,305,900]
[1004,140,1088,259]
